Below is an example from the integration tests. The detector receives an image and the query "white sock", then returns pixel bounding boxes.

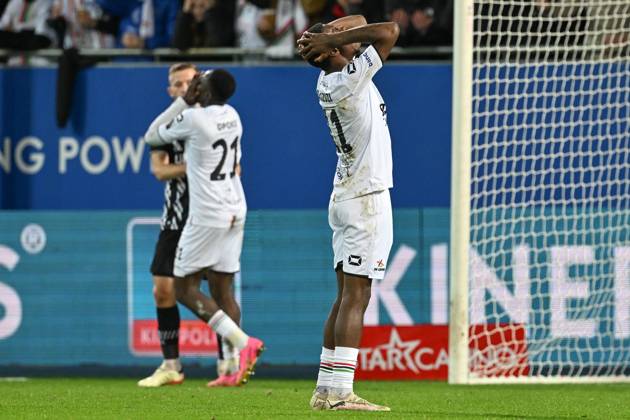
[315,347,334,392]
[208,310,249,350]
[331,346,359,397]
[222,338,240,361]
[163,358,181,372]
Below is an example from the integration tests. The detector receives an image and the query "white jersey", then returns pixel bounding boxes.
[0,0,55,40]
[316,45,393,202]
[157,104,246,228]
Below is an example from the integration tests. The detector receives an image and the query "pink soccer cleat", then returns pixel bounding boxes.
[206,372,240,388]
[236,337,265,385]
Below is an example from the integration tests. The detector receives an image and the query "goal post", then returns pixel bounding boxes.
[449,0,630,384]
[449,0,474,385]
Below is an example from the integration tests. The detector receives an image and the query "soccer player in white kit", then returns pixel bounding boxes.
[144,69,264,386]
[298,17,399,411]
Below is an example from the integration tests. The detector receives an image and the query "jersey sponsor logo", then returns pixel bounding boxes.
[348,254,362,266]
[363,52,373,67]
[217,120,237,131]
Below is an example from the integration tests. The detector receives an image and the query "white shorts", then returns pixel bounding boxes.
[329,189,393,280]
[173,222,244,277]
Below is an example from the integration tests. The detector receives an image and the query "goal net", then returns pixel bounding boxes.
[450,0,630,383]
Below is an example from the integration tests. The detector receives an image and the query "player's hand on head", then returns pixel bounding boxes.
[183,72,203,105]
[298,32,334,64]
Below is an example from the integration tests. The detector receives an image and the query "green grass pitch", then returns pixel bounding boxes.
[1,378,629,419]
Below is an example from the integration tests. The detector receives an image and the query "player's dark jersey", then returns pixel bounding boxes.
[151,140,189,231]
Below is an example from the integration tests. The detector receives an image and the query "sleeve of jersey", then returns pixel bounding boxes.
[144,97,189,146]
[156,111,194,144]
[346,45,383,94]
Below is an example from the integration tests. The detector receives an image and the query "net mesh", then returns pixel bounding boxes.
[469,0,630,380]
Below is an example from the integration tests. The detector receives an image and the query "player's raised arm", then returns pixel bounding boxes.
[327,14,367,32]
[144,74,202,146]
[144,98,189,146]
[299,22,399,64]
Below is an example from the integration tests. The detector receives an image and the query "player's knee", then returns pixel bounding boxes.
[345,283,371,307]
[153,284,175,306]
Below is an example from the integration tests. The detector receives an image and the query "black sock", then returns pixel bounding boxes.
[217,334,224,360]
[157,305,180,361]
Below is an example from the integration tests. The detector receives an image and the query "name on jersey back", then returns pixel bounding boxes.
[217,120,238,131]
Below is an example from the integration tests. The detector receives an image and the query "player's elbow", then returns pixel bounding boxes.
[350,14,368,27]
[143,130,161,146]
[387,22,400,42]
[150,165,167,181]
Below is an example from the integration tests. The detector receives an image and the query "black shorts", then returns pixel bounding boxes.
[150,229,182,277]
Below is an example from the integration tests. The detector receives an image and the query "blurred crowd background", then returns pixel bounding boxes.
[0,0,454,62]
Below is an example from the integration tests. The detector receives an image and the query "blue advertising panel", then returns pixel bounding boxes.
[0,64,452,210]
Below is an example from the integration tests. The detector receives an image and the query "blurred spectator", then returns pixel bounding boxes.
[338,0,384,23]
[259,0,347,58]
[476,1,587,59]
[0,0,56,50]
[236,0,267,48]
[386,0,450,47]
[173,0,236,50]
[48,0,116,49]
[95,0,139,17]
[0,0,9,16]
[118,0,179,49]
[585,2,629,59]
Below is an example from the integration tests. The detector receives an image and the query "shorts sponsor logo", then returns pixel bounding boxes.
[374,259,385,272]
[348,254,362,266]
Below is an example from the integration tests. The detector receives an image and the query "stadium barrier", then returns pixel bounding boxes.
[0,46,453,62]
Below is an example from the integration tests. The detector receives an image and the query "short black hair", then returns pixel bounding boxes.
[307,22,325,34]
[208,69,236,103]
